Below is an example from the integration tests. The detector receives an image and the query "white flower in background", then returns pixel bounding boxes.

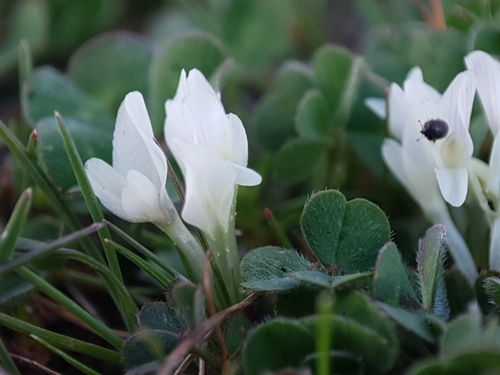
[366,68,478,284]
[164,69,262,241]
[85,91,206,279]
[368,68,476,207]
[86,92,174,225]
[465,51,500,198]
[465,50,500,270]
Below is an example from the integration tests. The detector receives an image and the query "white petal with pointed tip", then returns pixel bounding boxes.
[364,98,386,119]
[465,50,500,135]
[435,167,468,207]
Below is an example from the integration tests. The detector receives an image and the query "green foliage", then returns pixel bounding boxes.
[4,1,500,374]
[373,242,419,308]
[301,190,391,273]
[68,32,154,113]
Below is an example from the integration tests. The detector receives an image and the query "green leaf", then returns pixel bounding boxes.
[171,281,206,328]
[0,0,48,76]
[347,132,386,177]
[138,302,187,334]
[226,317,252,356]
[22,66,114,128]
[445,269,475,318]
[242,319,315,375]
[0,188,32,262]
[274,289,318,318]
[256,62,316,151]
[240,246,312,292]
[406,352,500,375]
[408,29,467,93]
[289,271,372,290]
[274,139,327,181]
[471,22,500,54]
[313,45,364,129]
[219,0,295,67]
[300,315,398,375]
[485,277,500,307]
[302,351,362,375]
[417,225,449,320]
[149,33,228,132]
[333,291,399,353]
[300,190,391,272]
[68,31,154,113]
[441,311,500,358]
[122,329,181,369]
[373,242,419,308]
[295,89,330,140]
[37,116,112,190]
[376,303,437,344]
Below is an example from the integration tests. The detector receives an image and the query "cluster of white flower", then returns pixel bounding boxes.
[84,69,261,297]
[366,50,500,283]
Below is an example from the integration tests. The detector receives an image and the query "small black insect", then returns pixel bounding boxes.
[419,119,449,143]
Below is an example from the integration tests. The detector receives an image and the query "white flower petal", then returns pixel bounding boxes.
[404,69,441,105]
[435,167,468,207]
[232,163,262,186]
[406,67,423,81]
[465,50,500,135]
[382,138,409,189]
[488,135,500,197]
[121,170,165,223]
[364,98,387,119]
[85,158,129,220]
[113,92,167,189]
[170,139,237,238]
[439,70,476,131]
[388,83,411,141]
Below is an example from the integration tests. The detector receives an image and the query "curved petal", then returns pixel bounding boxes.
[388,83,410,141]
[85,158,129,219]
[435,167,468,207]
[121,170,166,223]
[364,97,387,119]
[226,113,249,166]
[488,135,500,197]
[381,139,408,189]
[232,163,262,186]
[113,92,167,189]
[440,70,476,131]
[170,139,237,239]
[404,68,441,105]
[465,50,500,135]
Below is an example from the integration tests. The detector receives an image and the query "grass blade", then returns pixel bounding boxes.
[0,313,121,363]
[30,335,102,375]
[0,188,32,262]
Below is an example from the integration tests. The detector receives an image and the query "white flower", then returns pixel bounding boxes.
[369,68,476,207]
[85,91,175,225]
[367,69,478,284]
[465,51,500,198]
[164,69,262,240]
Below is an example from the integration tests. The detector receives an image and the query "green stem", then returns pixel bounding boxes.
[317,292,333,375]
[16,267,123,350]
